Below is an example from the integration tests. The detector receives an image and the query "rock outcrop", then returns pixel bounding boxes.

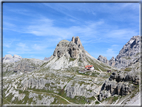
[3,54,22,63]
[109,57,115,67]
[114,36,140,68]
[98,70,139,101]
[97,36,140,69]
[44,36,112,70]
[3,58,44,73]
[45,36,101,70]
[53,36,85,60]
[44,57,50,61]
[97,55,109,65]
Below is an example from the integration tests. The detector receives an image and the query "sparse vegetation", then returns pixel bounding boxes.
[124,67,132,71]
[95,101,100,104]
[112,96,119,102]
[69,58,76,62]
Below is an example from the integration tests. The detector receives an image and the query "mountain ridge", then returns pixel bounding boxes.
[2,36,140,105]
[97,35,140,69]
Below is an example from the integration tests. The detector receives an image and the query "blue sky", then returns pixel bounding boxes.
[3,3,139,60]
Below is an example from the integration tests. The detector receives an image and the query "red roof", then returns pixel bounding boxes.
[85,65,93,68]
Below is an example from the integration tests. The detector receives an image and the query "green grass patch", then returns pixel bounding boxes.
[95,101,100,104]
[112,96,119,102]
[69,58,76,62]
[51,96,69,104]
[79,58,83,62]
[124,67,132,71]
[91,72,100,77]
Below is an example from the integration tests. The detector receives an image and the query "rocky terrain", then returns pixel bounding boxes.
[3,54,22,63]
[98,70,139,101]
[2,36,140,106]
[97,35,140,69]
[97,55,109,65]
[115,36,140,69]
[109,57,115,67]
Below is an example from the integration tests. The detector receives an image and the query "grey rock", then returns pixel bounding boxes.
[53,36,86,60]
[98,70,139,101]
[97,55,109,65]
[44,57,50,61]
[3,54,22,63]
[109,57,115,67]
[115,36,140,68]
[64,82,96,99]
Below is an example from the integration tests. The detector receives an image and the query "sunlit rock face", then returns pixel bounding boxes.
[97,55,109,65]
[98,36,140,69]
[3,54,22,63]
[109,57,115,67]
[114,35,140,68]
[53,36,86,59]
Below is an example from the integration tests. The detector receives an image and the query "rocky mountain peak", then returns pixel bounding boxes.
[3,54,22,63]
[13,54,22,59]
[97,55,109,65]
[109,57,115,66]
[3,54,13,60]
[71,36,75,42]
[47,36,111,70]
[114,35,140,68]
[97,35,140,69]
[53,36,85,59]
[71,36,84,49]
[44,57,50,61]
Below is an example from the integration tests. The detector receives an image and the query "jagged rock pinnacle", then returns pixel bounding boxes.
[71,36,75,43]
[53,36,85,59]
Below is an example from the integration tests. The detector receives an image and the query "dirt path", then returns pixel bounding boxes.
[51,93,74,104]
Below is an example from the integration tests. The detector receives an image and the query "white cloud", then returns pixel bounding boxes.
[16,43,30,52]
[104,29,139,39]
[25,17,104,39]
[32,44,48,51]
[3,3,139,60]
[4,44,10,48]
[17,43,26,48]
[3,38,20,48]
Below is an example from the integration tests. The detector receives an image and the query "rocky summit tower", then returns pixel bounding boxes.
[46,36,111,70]
[53,36,85,59]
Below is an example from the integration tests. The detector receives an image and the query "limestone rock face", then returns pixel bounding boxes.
[115,36,140,68]
[3,54,22,63]
[46,36,112,70]
[3,54,13,60]
[98,36,140,69]
[64,81,96,99]
[53,36,85,59]
[3,58,44,73]
[98,70,139,101]
[97,55,109,65]
[109,57,115,67]
[53,40,70,58]
[13,54,22,59]
[43,57,50,61]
